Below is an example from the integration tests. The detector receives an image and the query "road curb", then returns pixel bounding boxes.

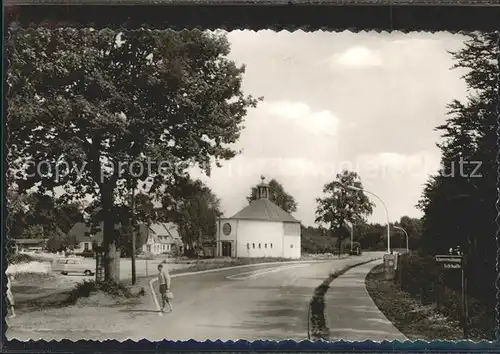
[307,257,382,341]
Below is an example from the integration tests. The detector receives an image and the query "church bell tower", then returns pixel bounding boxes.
[257,176,270,200]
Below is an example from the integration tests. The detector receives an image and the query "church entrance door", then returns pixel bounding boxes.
[221,241,232,257]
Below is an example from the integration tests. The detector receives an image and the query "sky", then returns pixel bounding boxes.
[191,30,470,226]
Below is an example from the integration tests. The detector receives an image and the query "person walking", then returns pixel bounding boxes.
[157,263,173,313]
[6,273,16,318]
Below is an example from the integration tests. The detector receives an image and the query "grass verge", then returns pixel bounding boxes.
[308,258,380,340]
[365,263,465,341]
[18,280,145,310]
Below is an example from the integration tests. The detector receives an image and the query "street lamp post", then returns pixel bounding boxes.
[393,226,409,254]
[339,183,391,254]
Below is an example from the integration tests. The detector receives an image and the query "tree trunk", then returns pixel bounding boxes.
[102,188,120,283]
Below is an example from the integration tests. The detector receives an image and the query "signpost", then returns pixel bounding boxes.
[383,253,396,280]
[435,253,468,339]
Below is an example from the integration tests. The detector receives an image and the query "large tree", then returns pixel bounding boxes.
[417,32,498,302]
[169,179,222,255]
[315,170,374,253]
[247,178,298,213]
[8,28,259,281]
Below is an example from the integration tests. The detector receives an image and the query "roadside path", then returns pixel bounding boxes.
[325,259,407,342]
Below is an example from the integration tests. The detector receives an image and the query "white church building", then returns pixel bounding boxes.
[216,177,301,259]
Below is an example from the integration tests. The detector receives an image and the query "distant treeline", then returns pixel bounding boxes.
[301,216,422,254]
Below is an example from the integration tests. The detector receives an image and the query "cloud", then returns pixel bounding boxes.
[262,101,340,137]
[330,46,383,68]
[355,151,441,182]
[184,31,467,225]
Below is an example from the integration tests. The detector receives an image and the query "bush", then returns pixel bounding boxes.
[395,253,495,339]
[68,280,139,304]
[8,252,34,265]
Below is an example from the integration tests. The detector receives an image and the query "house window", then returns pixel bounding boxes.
[259,243,261,249]
[167,244,170,251]
[247,243,250,249]
[84,243,90,251]
[252,243,255,249]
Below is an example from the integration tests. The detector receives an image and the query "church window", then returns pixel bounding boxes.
[252,243,255,249]
[259,243,261,249]
[265,243,267,248]
[291,244,293,248]
[247,243,250,249]
[270,243,273,248]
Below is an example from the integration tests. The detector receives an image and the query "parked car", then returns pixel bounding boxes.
[348,242,362,256]
[52,257,94,276]
[74,251,95,258]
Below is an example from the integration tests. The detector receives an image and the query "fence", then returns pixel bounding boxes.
[394,253,495,339]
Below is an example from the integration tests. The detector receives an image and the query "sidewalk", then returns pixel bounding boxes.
[325,259,407,342]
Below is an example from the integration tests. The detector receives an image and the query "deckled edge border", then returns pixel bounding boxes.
[3,8,500,353]
[495,29,500,342]
[3,15,10,352]
[3,5,500,32]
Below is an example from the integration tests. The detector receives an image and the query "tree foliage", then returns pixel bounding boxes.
[8,28,259,280]
[394,216,423,250]
[247,178,298,213]
[417,32,498,302]
[302,215,422,253]
[7,191,84,250]
[168,179,222,255]
[315,170,374,251]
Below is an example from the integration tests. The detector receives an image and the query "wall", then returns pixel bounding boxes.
[283,222,301,259]
[217,218,238,257]
[236,220,284,258]
[74,241,93,254]
[142,241,172,255]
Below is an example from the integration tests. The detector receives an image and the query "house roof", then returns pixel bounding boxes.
[230,198,300,223]
[11,238,48,245]
[68,222,105,244]
[148,223,182,245]
[68,221,181,248]
[68,222,128,244]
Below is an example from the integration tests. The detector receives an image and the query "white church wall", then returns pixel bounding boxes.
[283,222,301,259]
[236,220,284,258]
[217,218,238,257]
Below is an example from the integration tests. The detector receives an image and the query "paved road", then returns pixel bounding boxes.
[326,259,407,342]
[7,253,397,342]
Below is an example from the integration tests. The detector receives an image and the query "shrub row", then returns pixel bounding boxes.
[7,252,34,265]
[68,280,144,304]
[395,253,495,339]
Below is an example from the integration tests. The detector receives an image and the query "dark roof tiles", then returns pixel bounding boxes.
[230,198,299,223]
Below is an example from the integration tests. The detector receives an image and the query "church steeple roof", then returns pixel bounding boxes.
[230,177,300,223]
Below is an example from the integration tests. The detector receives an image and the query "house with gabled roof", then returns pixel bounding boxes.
[216,177,301,259]
[67,222,112,254]
[141,222,184,255]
